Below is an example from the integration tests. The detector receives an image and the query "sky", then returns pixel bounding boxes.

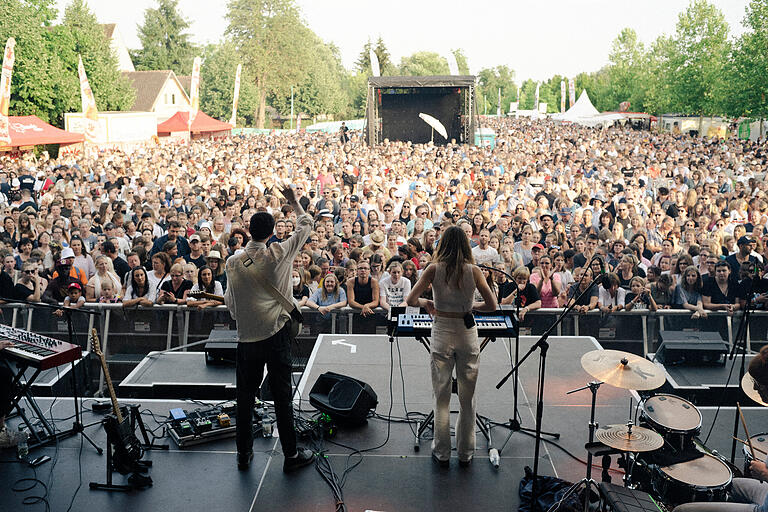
[56,0,751,82]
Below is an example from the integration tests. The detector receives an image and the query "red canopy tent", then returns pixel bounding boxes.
[2,115,84,147]
[157,111,232,136]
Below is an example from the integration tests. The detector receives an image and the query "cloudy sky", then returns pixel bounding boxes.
[56,0,751,82]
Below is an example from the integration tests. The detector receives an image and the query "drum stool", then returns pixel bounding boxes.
[599,482,665,512]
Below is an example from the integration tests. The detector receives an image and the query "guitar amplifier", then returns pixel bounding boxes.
[657,331,729,365]
[599,482,666,512]
[203,330,238,366]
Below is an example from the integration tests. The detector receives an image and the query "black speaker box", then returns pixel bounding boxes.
[657,330,729,365]
[309,372,378,426]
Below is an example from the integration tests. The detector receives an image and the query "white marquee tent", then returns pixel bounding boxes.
[551,90,623,127]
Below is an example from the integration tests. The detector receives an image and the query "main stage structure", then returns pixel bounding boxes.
[364,76,477,146]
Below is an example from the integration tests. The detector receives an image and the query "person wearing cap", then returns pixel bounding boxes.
[51,247,87,287]
[537,211,555,244]
[184,233,207,268]
[726,236,758,275]
[527,243,545,272]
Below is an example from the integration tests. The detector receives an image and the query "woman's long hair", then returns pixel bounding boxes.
[129,267,149,298]
[433,226,474,288]
[198,265,216,294]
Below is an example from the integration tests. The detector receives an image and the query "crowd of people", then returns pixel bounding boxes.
[0,116,764,322]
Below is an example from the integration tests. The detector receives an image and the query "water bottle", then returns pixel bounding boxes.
[17,426,28,461]
[263,415,273,438]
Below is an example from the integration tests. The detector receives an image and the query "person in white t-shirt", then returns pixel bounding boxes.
[379,261,411,312]
[471,228,499,266]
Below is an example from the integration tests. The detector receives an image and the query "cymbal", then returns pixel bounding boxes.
[581,349,666,390]
[596,424,664,452]
[742,373,768,407]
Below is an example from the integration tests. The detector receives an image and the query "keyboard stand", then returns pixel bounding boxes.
[408,335,498,467]
[3,358,56,447]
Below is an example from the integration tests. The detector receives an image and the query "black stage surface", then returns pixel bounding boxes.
[0,334,764,511]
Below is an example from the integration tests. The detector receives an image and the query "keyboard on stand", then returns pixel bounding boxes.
[0,324,82,370]
[394,312,517,338]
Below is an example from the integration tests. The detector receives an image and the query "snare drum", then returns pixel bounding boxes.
[652,453,732,507]
[641,394,701,453]
[742,433,768,476]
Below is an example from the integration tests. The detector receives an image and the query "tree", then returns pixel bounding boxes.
[55,0,134,116]
[354,37,393,76]
[606,28,649,112]
[0,0,72,124]
[476,66,517,114]
[226,0,314,128]
[132,0,197,76]
[398,51,449,76]
[723,0,768,119]
[200,42,259,126]
[662,0,731,115]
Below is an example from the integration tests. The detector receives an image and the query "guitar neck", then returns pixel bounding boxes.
[91,329,123,423]
[190,291,225,302]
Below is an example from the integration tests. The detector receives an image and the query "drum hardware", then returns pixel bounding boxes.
[639,394,701,454]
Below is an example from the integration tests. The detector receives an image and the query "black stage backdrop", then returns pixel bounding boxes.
[379,87,461,144]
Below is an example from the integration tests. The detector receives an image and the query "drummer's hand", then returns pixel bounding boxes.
[750,460,768,481]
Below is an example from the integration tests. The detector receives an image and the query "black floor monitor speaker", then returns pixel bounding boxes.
[657,330,729,365]
[309,372,378,426]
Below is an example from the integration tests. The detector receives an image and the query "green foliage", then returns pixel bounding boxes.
[398,51,449,76]
[0,0,133,126]
[605,28,648,111]
[132,0,198,76]
[199,42,259,126]
[476,66,516,114]
[226,0,314,128]
[355,37,393,76]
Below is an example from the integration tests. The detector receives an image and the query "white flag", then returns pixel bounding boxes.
[448,53,459,75]
[370,48,380,77]
[188,56,201,131]
[229,63,241,127]
[0,38,16,146]
[534,82,540,110]
[77,55,100,143]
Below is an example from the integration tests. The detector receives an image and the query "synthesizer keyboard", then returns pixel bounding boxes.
[0,325,82,370]
[394,313,517,338]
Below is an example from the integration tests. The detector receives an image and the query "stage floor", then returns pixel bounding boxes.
[0,334,763,511]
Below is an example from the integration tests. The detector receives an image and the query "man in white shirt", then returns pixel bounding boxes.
[472,228,499,266]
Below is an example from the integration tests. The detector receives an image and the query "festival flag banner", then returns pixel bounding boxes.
[448,53,459,75]
[188,56,201,131]
[497,87,502,117]
[568,78,576,108]
[296,113,302,131]
[560,80,566,113]
[77,55,100,143]
[369,48,380,77]
[229,63,241,127]
[0,38,16,146]
[534,82,540,111]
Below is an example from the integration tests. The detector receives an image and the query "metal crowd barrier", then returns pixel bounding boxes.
[0,303,763,365]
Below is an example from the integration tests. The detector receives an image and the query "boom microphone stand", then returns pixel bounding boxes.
[479,265,560,443]
[495,264,604,511]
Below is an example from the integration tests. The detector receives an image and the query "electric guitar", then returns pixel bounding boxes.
[90,329,143,473]
[189,290,303,339]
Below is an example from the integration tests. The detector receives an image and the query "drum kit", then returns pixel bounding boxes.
[560,348,766,511]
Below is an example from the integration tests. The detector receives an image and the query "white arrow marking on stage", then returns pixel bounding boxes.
[331,339,356,353]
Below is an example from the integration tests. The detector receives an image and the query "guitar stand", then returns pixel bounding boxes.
[127,404,168,451]
[89,422,153,492]
[408,335,498,467]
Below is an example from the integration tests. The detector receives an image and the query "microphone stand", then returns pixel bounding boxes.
[479,265,560,443]
[728,270,758,463]
[495,272,602,511]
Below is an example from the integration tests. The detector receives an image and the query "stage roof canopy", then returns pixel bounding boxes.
[368,76,476,88]
[157,111,232,133]
[4,116,85,147]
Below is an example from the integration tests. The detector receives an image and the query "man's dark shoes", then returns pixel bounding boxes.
[432,452,449,468]
[283,448,315,473]
[237,451,253,470]
[459,458,472,468]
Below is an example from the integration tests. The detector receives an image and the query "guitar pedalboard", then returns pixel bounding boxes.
[168,401,273,448]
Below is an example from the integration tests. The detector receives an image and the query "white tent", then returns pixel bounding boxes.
[551,90,623,127]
